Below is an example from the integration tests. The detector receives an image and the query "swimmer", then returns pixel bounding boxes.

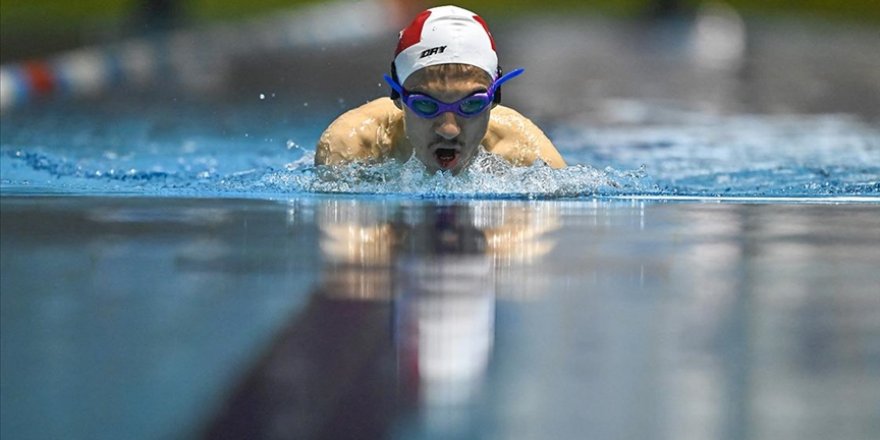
[315,5,567,174]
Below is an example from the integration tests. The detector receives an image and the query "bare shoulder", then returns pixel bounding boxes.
[315,98,403,166]
[486,106,567,168]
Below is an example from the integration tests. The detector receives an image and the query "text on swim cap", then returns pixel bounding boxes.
[420,46,447,58]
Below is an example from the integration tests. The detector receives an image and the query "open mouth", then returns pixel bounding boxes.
[434,148,460,170]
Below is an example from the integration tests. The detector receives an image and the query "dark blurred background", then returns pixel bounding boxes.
[2,0,878,62]
[1,0,878,119]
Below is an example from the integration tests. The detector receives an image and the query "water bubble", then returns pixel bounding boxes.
[259,93,265,100]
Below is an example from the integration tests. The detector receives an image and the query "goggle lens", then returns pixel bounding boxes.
[459,97,489,115]
[382,69,524,119]
[411,98,440,117]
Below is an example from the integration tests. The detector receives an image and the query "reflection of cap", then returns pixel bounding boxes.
[395,255,494,406]
[393,5,498,85]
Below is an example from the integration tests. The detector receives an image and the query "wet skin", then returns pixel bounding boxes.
[397,69,493,174]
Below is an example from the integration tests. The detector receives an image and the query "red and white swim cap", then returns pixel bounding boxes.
[393,5,498,85]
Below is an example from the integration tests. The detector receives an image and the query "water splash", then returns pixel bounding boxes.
[266,151,646,199]
[1,147,644,199]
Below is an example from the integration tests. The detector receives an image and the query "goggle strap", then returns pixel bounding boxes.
[383,74,405,97]
[490,68,525,94]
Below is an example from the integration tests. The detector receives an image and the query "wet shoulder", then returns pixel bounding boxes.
[486,106,566,168]
[316,98,403,165]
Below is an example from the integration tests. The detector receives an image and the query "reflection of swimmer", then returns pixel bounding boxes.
[393,207,495,407]
[318,201,559,301]
[315,5,567,175]
[316,200,560,398]
[204,203,559,437]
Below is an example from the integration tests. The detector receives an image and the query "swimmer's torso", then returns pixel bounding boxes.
[315,98,566,168]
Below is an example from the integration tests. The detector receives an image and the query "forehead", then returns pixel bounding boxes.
[403,64,493,93]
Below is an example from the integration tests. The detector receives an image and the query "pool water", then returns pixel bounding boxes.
[2,12,880,440]
[2,196,878,440]
[2,97,878,200]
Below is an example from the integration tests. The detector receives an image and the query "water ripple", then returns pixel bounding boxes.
[2,111,878,200]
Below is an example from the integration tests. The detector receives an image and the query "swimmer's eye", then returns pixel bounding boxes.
[411,98,439,116]
[459,97,489,115]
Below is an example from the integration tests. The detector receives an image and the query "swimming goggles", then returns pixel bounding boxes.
[383,68,525,119]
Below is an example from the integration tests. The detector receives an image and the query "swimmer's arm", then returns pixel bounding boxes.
[315,98,400,166]
[486,106,567,168]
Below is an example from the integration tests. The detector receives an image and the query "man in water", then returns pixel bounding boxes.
[315,5,566,174]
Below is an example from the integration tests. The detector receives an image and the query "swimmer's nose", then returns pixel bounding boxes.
[434,112,461,140]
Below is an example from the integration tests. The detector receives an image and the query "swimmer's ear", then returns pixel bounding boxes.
[492,65,503,108]
[389,62,402,109]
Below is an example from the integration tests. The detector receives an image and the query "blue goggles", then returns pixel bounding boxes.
[383,68,525,119]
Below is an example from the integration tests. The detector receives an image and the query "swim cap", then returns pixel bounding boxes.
[392,6,498,86]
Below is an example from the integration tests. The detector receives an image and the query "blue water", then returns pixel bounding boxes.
[4,194,879,440]
[2,100,878,200]
[2,97,879,440]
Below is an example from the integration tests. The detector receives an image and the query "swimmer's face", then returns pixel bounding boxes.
[399,65,493,174]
